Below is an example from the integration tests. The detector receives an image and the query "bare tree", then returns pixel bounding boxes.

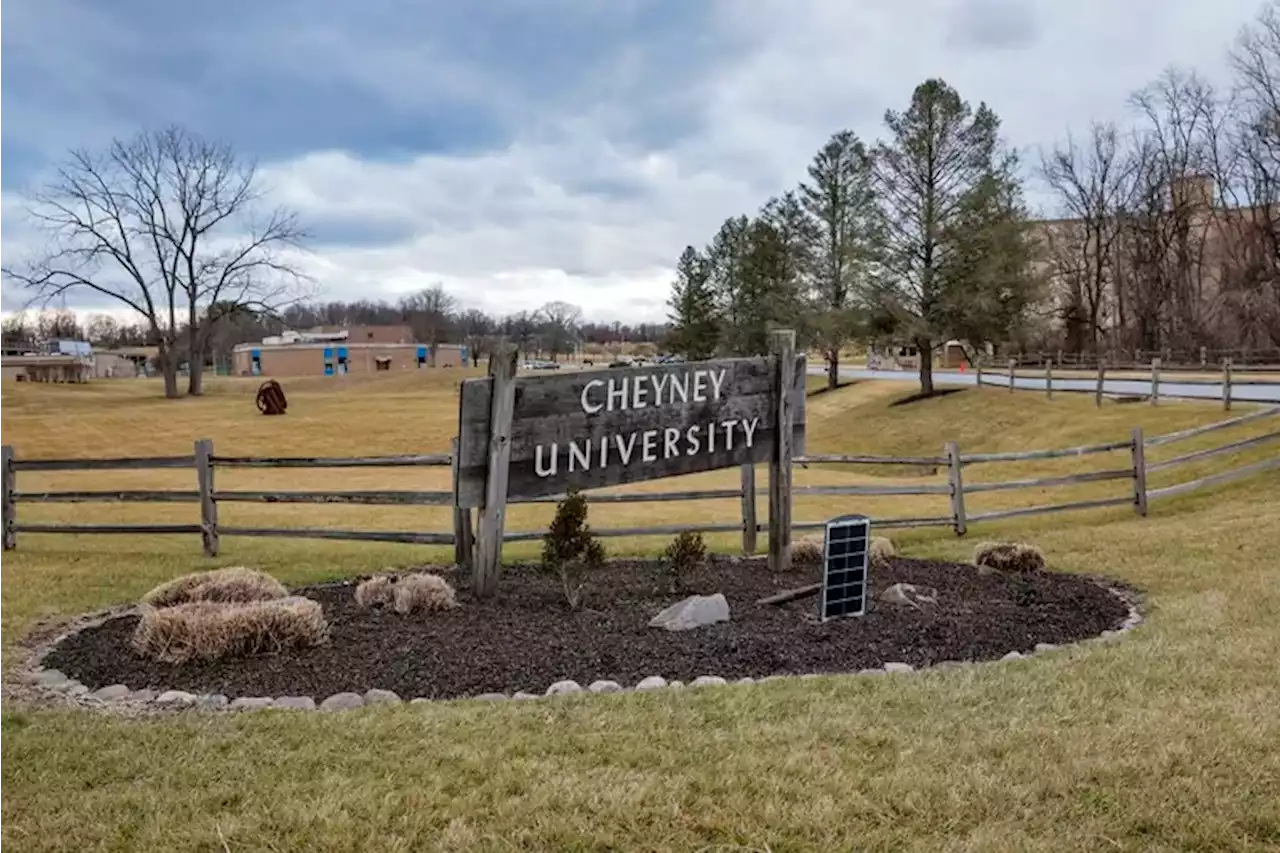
[537,301,583,360]
[1038,123,1137,352]
[2,126,309,397]
[399,284,457,364]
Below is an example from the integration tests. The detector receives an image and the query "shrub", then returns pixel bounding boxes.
[141,567,288,608]
[869,536,896,564]
[393,573,458,614]
[541,489,605,609]
[132,596,328,663]
[354,575,396,609]
[973,541,1046,574]
[661,530,707,593]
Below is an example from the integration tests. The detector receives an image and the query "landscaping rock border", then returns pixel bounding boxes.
[4,578,1144,717]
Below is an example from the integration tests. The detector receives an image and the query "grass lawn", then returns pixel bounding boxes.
[2,374,1279,852]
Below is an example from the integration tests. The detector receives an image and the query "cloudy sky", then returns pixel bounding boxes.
[0,0,1267,323]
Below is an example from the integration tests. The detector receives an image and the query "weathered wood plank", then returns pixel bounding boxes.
[960,439,1133,464]
[796,453,947,466]
[757,582,821,605]
[13,523,203,535]
[768,331,796,573]
[961,467,1134,493]
[211,490,454,505]
[1150,358,1161,405]
[219,527,455,545]
[788,483,951,496]
[502,522,745,542]
[946,441,966,536]
[1147,456,1280,500]
[451,437,473,572]
[211,454,451,468]
[455,354,807,507]
[12,455,195,472]
[740,463,757,555]
[513,488,743,504]
[1131,427,1148,517]
[1144,406,1279,446]
[14,490,201,503]
[966,496,1132,524]
[1095,363,1106,408]
[791,516,954,530]
[2,446,15,551]
[195,439,218,557]
[1147,430,1280,473]
[473,344,517,597]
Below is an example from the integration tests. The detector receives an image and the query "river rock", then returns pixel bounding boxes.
[879,582,938,609]
[229,697,274,711]
[882,662,914,674]
[363,689,401,705]
[271,696,316,710]
[545,680,583,696]
[691,675,728,688]
[89,684,130,701]
[320,692,366,712]
[635,676,667,691]
[648,593,730,631]
[36,669,69,688]
[588,680,623,693]
[156,690,197,706]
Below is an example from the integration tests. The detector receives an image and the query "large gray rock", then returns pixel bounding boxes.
[648,593,730,632]
[545,680,582,696]
[272,696,316,710]
[320,692,366,712]
[363,689,401,705]
[198,694,229,710]
[155,690,197,706]
[879,583,938,609]
[692,675,728,688]
[588,680,623,694]
[635,676,667,691]
[36,669,69,688]
[91,684,130,701]
[229,697,274,711]
[882,662,914,674]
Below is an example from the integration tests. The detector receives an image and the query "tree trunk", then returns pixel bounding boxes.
[187,350,205,396]
[159,345,180,399]
[827,348,840,390]
[916,337,934,396]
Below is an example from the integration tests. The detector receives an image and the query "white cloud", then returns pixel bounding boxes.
[2,0,1268,324]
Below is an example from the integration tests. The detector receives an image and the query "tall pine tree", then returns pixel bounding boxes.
[872,79,1035,395]
[666,246,719,359]
[801,131,878,389]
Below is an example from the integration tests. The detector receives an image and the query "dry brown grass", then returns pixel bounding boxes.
[870,535,896,563]
[973,541,1047,574]
[140,566,288,608]
[392,573,457,614]
[353,575,395,608]
[355,572,457,613]
[131,595,328,663]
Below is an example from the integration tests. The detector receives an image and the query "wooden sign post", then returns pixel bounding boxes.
[767,330,796,573]
[457,339,806,594]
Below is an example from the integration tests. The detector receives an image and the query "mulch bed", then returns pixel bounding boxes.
[43,557,1129,701]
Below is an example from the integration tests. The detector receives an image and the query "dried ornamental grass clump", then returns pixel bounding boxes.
[354,574,396,608]
[393,573,458,614]
[141,567,288,608]
[869,536,896,564]
[792,535,825,564]
[132,596,329,663]
[973,541,1047,574]
[355,572,458,614]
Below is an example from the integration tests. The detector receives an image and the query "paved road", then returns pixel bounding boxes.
[816,367,1280,404]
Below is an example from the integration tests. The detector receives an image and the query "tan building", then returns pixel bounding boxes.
[232,340,468,377]
[317,324,413,344]
[1030,173,1277,352]
[92,347,156,378]
[2,354,93,382]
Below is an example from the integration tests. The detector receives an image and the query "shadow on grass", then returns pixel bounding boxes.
[889,387,967,407]
[806,380,860,398]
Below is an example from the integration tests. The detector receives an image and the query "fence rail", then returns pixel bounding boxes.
[2,406,1276,559]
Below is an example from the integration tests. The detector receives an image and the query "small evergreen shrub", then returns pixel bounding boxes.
[541,490,605,609]
[661,530,707,593]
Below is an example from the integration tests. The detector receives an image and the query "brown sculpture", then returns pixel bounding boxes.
[256,379,288,415]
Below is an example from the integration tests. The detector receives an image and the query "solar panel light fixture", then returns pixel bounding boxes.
[819,514,871,622]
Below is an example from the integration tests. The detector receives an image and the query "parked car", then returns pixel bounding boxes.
[523,359,561,370]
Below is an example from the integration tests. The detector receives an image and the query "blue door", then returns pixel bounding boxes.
[323,347,334,376]
[417,346,428,368]
[250,349,261,376]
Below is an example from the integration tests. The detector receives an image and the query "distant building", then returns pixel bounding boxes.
[2,338,95,382]
[232,326,467,376]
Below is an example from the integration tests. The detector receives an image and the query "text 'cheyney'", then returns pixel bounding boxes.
[533,367,761,478]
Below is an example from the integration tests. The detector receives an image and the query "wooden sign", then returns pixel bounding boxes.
[456,355,807,507]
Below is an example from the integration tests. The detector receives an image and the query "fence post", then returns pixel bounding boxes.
[1131,427,1148,518]
[1095,361,1106,408]
[740,463,757,555]
[946,441,967,537]
[1223,358,1233,412]
[768,329,796,573]
[451,437,473,572]
[2,446,15,551]
[1200,346,1208,368]
[975,357,983,388]
[1008,358,1016,393]
[474,342,517,598]
[195,439,218,557]
[1150,358,1161,405]
[1045,359,1053,400]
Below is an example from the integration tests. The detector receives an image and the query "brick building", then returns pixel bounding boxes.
[232,327,467,377]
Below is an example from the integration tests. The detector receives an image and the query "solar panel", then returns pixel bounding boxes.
[819,514,871,621]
